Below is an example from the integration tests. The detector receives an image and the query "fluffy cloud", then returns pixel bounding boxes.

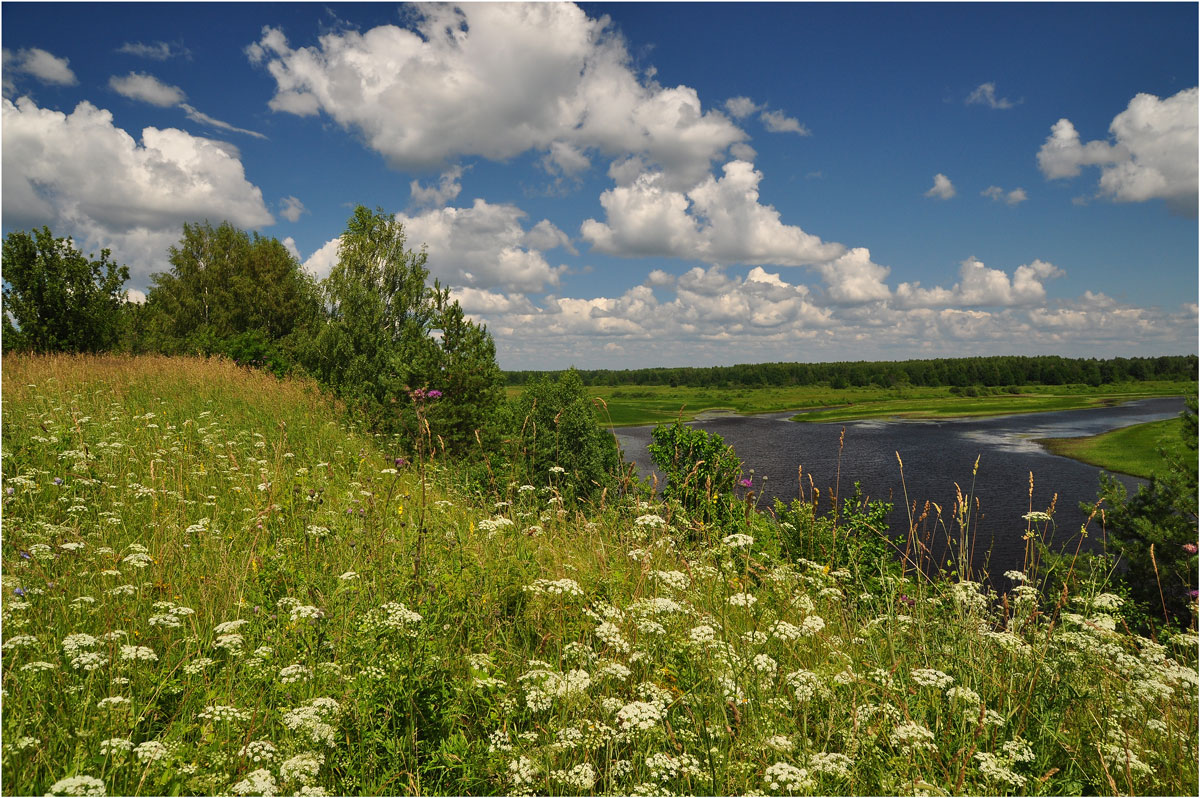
[895,257,1063,308]
[279,196,307,223]
[247,3,745,188]
[116,41,190,61]
[965,82,1017,109]
[2,96,274,284]
[582,160,844,266]
[3,47,77,86]
[396,199,570,292]
[760,109,810,135]
[107,70,266,138]
[109,72,185,107]
[816,248,892,304]
[452,260,1190,369]
[410,167,464,208]
[925,173,956,199]
[724,96,763,119]
[301,237,340,281]
[982,185,1028,205]
[1038,87,1198,214]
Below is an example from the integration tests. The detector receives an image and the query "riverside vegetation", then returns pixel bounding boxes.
[2,354,1197,797]
[3,212,1198,796]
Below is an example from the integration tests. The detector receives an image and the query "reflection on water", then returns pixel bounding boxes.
[615,397,1186,578]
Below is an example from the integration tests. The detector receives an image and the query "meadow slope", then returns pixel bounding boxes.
[2,355,1197,797]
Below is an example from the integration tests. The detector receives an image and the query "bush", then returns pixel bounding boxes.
[648,420,745,528]
[505,369,620,503]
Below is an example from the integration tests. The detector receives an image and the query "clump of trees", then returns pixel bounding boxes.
[2,227,129,353]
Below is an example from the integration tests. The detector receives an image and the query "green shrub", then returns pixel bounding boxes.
[648,420,745,528]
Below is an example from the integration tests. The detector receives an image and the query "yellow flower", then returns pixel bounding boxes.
[397,504,404,515]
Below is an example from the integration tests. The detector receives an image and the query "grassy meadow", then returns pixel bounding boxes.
[1039,417,1187,479]
[3,355,1198,797]
[537,381,1197,427]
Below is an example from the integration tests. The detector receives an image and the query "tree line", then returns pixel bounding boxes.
[1,213,621,503]
[505,354,1198,390]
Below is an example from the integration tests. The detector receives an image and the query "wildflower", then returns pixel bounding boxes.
[722,532,755,548]
[764,762,813,793]
[728,592,757,607]
[1183,543,1198,555]
[635,514,667,529]
[509,756,539,788]
[890,722,937,754]
[231,769,278,796]
[739,477,753,488]
[765,735,794,752]
[134,741,170,763]
[239,740,277,763]
[96,696,130,710]
[596,620,630,653]
[974,752,1027,788]
[198,705,250,723]
[647,752,702,783]
[119,645,158,663]
[616,700,664,732]
[911,668,954,689]
[99,738,134,756]
[46,776,106,796]
[279,752,324,785]
[551,762,597,791]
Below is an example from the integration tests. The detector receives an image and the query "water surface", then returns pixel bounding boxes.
[615,397,1185,577]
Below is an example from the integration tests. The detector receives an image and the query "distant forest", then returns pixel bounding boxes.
[505,355,1199,389]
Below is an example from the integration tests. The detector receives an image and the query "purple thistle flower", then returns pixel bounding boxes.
[13,587,25,597]
[426,389,443,399]
[739,478,753,488]
[1182,543,1198,555]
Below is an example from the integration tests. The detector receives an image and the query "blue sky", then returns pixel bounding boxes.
[3,2,1196,369]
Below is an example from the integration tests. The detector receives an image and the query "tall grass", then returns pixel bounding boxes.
[2,355,1196,796]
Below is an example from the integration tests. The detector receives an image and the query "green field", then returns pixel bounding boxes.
[505,381,1197,427]
[4,355,1197,797]
[1040,417,1187,479]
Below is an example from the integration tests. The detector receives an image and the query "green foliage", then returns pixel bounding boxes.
[1087,397,1199,625]
[648,420,745,528]
[773,483,900,586]
[141,221,321,368]
[505,369,621,502]
[304,206,504,456]
[1,227,130,353]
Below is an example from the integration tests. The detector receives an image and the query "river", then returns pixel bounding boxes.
[614,397,1186,578]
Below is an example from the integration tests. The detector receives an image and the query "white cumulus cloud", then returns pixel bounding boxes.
[582,160,844,266]
[247,3,746,188]
[759,109,810,135]
[965,82,1018,109]
[895,257,1063,308]
[279,196,307,223]
[982,185,1028,205]
[109,72,186,107]
[1037,87,1198,215]
[925,173,956,199]
[396,199,569,293]
[2,96,274,285]
[4,47,77,86]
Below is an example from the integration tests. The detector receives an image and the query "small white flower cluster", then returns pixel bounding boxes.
[99,738,133,756]
[551,762,596,791]
[689,624,717,646]
[728,592,756,608]
[362,602,423,636]
[279,664,313,684]
[595,661,632,681]
[646,752,701,783]
[786,669,824,703]
[890,722,938,755]
[198,704,250,723]
[239,739,277,763]
[635,514,667,529]
[616,700,664,732]
[595,621,630,653]
[282,697,341,747]
[651,569,690,591]
[118,645,158,663]
[477,517,514,535]
[279,751,324,785]
[808,751,854,779]
[973,752,1027,788]
[764,735,794,752]
[764,761,813,793]
[910,668,954,689]
[231,769,278,796]
[46,775,107,796]
[61,633,107,671]
[134,740,170,763]
[722,533,754,549]
[525,578,583,597]
[509,755,539,789]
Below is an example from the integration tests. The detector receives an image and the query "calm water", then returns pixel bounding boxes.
[615,397,1186,577]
